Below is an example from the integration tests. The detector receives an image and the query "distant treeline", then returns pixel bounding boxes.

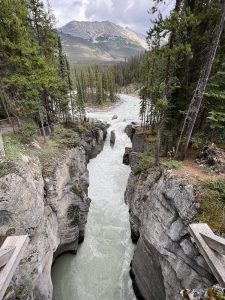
[73,65,117,105]
[72,55,143,106]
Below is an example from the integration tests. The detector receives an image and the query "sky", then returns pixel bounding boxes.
[49,0,175,35]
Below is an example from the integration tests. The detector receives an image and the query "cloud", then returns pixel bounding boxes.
[49,0,174,34]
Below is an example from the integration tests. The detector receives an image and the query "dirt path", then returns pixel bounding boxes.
[172,159,225,182]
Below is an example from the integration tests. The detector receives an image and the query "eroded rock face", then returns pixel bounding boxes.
[0,122,107,300]
[125,170,216,300]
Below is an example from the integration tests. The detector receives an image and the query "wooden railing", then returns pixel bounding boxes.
[189,223,225,287]
[0,235,29,300]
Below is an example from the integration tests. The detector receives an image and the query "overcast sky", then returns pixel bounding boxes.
[49,0,175,35]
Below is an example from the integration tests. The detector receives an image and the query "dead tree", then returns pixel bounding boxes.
[175,1,225,160]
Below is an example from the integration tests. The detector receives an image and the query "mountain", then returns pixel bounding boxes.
[57,20,147,65]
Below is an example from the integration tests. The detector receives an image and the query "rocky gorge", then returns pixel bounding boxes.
[124,129,217,300]
[0,120,107,300]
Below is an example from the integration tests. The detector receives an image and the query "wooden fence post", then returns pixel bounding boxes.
[0,131,5,157]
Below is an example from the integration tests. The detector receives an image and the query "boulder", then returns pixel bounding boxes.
[125,123,138,140]
[110,130,116,144]
[123,147,132,165]
[112,115,118,120]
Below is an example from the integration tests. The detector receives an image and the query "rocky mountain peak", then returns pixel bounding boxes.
[58,20,147,49]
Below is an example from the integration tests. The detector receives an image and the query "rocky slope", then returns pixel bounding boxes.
[0,121,107,300]
[58,20,147,65]
[124,130,216,300]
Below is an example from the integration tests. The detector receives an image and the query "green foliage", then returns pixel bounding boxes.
[204,178,225,203]
[161,160,183,169]
[71,185,83,197]
[73,65,117,107]
[20,122,37,143]
[17,285,27,299]
[190,134,204,150]
[133,149,154,174]
[207,111,225,129]
[155,98,168,110]
[0,0,80,124]
[195,177,225,232]
[145,135,157,143]
[2,134,25,160]
[53,126,79,148]
[216,290,225,300]
[120,0,225,158]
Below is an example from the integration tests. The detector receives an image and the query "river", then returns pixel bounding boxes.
[52,94,140,300]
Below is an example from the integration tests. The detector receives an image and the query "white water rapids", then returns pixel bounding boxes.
[52,94,140,300]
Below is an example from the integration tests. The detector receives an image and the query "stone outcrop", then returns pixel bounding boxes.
[123,147,132,165]
[80,120,108,160]
[124,131,216,300]
[0,121,107,300]
[110,130,116,144]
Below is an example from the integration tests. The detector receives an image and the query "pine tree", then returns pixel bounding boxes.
[175,1,225,159]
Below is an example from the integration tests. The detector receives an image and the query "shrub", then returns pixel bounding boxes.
[161,160,183,169]
[53,127,79,147]
[191,134,204,150]
[195,177,225,232]
[145,135,157,143]
[216,290,225,300]
[71,185,83,197]
[20,122,37,143]
[133,149,154,174]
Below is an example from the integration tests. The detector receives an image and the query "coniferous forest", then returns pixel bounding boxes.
[0,0,225,161]
[108,0,225,164]
[1,1,225,300]
[0,0,84,127]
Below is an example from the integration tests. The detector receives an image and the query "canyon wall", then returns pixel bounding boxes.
[0,121,107,300]
[124,131,216,300]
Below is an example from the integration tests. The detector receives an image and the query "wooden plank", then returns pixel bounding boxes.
[201,231,225,255]
[0,248,15,269]
[189,223,225,287]
[0,235,29,300]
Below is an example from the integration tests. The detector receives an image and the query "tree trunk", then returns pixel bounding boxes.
[154,0,182,166]
[164,0,182,94]
[155,120,161,166]
[39,111,46,143]
[175,1,225,160]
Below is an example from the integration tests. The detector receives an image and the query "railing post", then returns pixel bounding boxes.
[0,235,29,300]
[0,131,5,157]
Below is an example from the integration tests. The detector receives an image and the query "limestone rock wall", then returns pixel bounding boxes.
[124,130,216,300]
[0,122,107,300]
